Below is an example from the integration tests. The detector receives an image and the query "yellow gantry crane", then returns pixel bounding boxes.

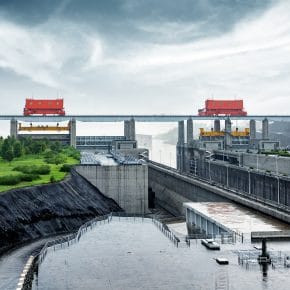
[18,123,69,132]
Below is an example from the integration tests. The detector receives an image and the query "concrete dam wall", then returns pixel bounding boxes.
[149,162,290,223]
[198,161,290,208]
[75,164,148,214]
[148,164,227,216]
[0,170,121,253]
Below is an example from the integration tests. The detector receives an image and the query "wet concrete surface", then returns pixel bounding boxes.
[0,235,66,290]
[32,217,290,290]
[185,202,290,233]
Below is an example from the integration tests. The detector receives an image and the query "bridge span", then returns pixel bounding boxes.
[1,114,290,122]
[148,161,290,224]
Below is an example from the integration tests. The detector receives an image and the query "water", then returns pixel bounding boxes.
[32,217,290,290]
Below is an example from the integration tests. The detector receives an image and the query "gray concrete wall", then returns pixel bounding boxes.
[75,164,148,214]
[149,162,290,223]
[198,160,290,207]
[242,153,290,175]
[149,164,227,216]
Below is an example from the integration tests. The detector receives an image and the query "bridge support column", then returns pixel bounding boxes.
[10,119,18,139]
[214,119,221,132]
[250,119,256,139]
[124,118,136,141]
[187,118,193,145]
[224,117,232,150]
[177,120,185,171]
[262,118,269,140]
[69,118,76,148]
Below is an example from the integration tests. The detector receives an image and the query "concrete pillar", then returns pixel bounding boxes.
[262,118,269,140]
[178,121,184,144]
[250,119,256,139]
[177,121,185,171]
[69,118,76,148]
[187,118,193,145]
[10,119,18,139]
[124,120,130,140]
[130,118,136,141]
[214,119,221,132]
[124,118,136,141]
[225,117,232,133]
[224,117,232,150]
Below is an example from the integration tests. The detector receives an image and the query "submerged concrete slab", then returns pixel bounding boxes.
[184,202,290,234]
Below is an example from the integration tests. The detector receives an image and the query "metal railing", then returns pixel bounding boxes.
[38,213,113,264]
[37,212,184,265]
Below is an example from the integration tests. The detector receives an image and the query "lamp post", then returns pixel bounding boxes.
[226,165,229,187]
[248,169,251,194]
[277,176,280,205]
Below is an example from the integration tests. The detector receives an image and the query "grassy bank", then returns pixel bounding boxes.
[0,154,79,193]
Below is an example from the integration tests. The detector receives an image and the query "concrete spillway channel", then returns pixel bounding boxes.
[0,170,121,290]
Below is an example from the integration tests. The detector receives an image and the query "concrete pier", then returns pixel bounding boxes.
[10,119,18,138]
[250,119,256,139]
[124,118,136,141]
[224,118,232,149]
[69,118,77,148]
[262,118,269,140]
[177,121,185,171]
[186,118,193,145]
[214,119,221,132]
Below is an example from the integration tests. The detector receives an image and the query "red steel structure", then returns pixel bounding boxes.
[23,99,65,116]
[198,99,247,116]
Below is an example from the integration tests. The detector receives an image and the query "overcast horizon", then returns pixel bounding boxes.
[0,0,290,115]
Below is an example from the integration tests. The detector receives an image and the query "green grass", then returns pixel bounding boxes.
[0,154,79,193]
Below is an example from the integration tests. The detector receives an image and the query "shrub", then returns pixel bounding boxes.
[20,174,40,182]
[50,175,56,183]
[13,165,50,175]
[45,153,67,165]
[0,175,21,185]
[60,164,73,172]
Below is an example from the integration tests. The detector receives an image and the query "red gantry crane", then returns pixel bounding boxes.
[198,99,247,116]
[23,98,65,116]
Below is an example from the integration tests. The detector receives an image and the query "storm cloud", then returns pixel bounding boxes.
[0,0,288,115]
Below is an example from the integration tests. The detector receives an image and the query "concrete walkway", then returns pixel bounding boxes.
[0,236,66,290]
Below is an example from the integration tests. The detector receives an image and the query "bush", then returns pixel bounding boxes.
[50,175,56,183]
[63,147,81,161]
[0,175,21,185]
[20,174,40,182]
[60,164,73,172]
[13,165,50,175]
[45,153,67,165]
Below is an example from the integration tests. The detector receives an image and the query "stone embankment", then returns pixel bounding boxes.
[0,169,121,254]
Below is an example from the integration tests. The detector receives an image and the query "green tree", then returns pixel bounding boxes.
[3,147,14,162]
[13,141,23,158]
[1,138,13,161]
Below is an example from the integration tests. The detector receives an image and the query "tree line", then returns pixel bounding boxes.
[0,136,80,162]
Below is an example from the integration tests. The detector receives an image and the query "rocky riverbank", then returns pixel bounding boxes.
[0,170,121,254]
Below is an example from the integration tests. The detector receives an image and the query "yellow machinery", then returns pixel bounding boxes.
[18,123,69,132]
[199,128,249,137]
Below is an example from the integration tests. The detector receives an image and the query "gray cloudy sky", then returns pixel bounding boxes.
[0,0,289,115]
